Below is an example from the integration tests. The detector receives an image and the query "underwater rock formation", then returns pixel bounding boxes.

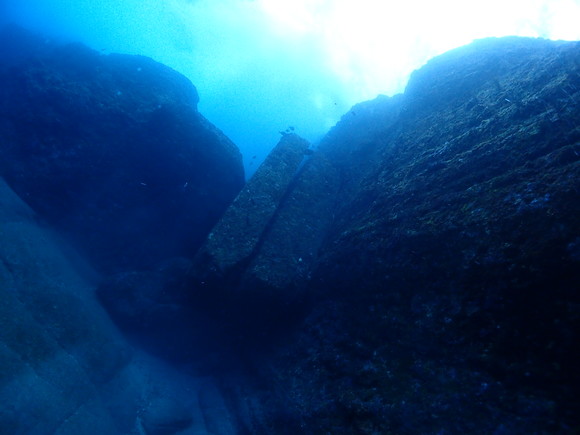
[0,176,127,433]
[1,25,579,434]
[0,25,244,274]
[0,175,238,433]
[220,37,580,433]
[195,133,310,275]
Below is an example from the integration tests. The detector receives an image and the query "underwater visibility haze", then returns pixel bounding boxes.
[4,0,580,175]
[0,1,579,434]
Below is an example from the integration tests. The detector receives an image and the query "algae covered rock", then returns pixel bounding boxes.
[231,37,580,434]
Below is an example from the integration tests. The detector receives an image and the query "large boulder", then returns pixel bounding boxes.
[0,25,244,273]
[218,37,580,433]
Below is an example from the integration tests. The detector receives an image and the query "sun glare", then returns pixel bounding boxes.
[6,0,578,169]
[256,0,580,99]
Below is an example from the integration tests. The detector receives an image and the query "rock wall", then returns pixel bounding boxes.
[212,37,580,433]
[1,26,578,434]
[0,178,238,433]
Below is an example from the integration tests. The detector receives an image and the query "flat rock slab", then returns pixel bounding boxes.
[198,133,310,275]
[0,176,128,433]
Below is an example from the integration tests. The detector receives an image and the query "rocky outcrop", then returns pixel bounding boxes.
[0,27,246,433]
[0,25,244,274]
[212,37,580,433]
[186,95,408,343]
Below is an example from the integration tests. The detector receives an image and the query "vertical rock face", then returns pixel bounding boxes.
[0,27,243,434]
[0,26,244,274]
[213,37,580,433]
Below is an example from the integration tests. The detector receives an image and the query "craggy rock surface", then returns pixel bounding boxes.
[196,133,310,275]
[223,37,580,433]
[0,26,244,273]
[188,133,313,346]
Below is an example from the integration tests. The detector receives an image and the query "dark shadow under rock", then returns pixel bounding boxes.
[97,258,194,361]
[140,396,193,435]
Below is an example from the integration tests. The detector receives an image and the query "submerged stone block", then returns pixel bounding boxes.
[187,134,314,344]
[195,133,310,276]
[227,37,580,434]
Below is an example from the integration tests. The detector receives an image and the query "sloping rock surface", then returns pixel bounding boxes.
[0,176,127,433]
[188,133,312,344]
[0,175,238,434]
[217,37,580,433]
[197,133,310,275]
[0,25,244,273]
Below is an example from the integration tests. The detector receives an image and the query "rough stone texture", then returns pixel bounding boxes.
[225,37,580,433]
[188,133,313,345]
[189,95,406,330]
[197,133,310,275]
[0,25,244,274]
[242,94,404,295]
[243,153,339,291]
[2,28,578,434]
